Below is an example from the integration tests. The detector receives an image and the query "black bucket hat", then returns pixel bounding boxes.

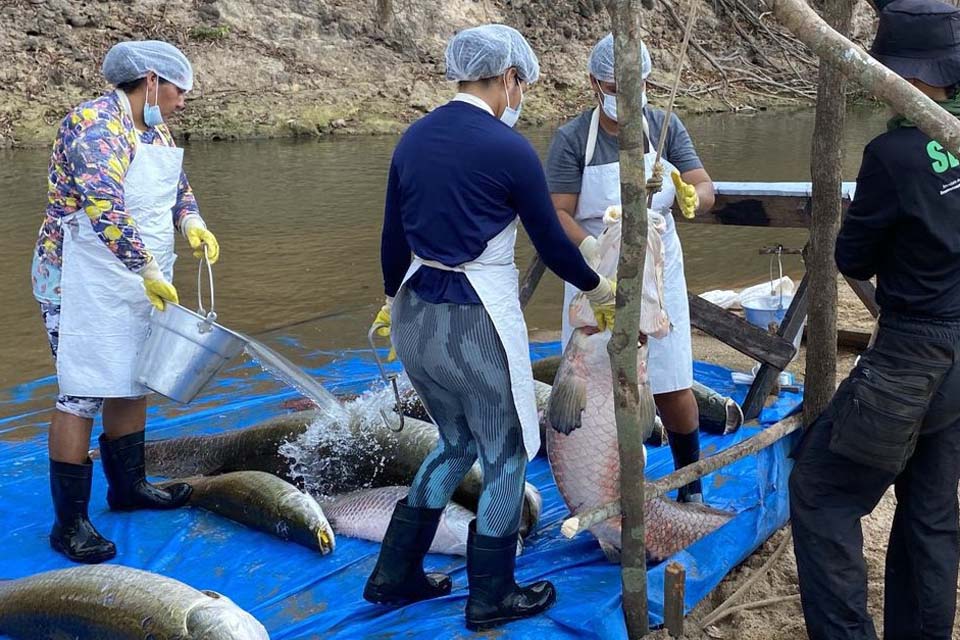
[871,0,960,87]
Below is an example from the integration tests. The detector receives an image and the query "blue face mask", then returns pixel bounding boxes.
[144,76,163,128]
[500,76,523,128]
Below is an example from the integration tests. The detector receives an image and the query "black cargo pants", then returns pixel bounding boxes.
[789,313,960,640]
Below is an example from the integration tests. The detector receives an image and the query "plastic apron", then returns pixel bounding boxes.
[561,107,694,395]
[57,110,182,398]
[397,220,541,460]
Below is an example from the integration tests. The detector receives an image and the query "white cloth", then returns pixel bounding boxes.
[56,104,182,398]
[561,107,694,395]
[397,220,540,460]
[452,92,495,116]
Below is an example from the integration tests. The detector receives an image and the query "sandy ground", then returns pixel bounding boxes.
[668,279,960,639]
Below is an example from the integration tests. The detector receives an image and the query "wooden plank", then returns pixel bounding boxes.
[742,275,810,420]
[843,277,880,318]
[688,294,797,369]
[519,255,547,310]
[665,562,686,637]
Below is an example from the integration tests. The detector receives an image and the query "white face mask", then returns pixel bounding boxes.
[500,76,523,128]
[596,84,647,122]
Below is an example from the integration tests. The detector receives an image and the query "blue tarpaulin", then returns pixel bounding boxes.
[0,339,801,639]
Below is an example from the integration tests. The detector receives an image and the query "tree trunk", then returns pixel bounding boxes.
[605,0,652,636]
[769,0,960,154]
[803,0,854,426]
[375,0,392,30]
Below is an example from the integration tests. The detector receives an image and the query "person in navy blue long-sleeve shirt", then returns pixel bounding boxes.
[363,24,614,632]
[380,100,602,303]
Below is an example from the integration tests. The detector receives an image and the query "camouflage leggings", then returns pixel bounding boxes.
[39,302,104,419]
[392,288,527,538]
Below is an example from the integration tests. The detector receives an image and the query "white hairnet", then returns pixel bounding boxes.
[101,40,193,91]
[588,33,651,83]
[445,24,540,84]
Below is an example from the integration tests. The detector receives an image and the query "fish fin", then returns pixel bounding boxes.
[547,338,588,435]
[598,540,621,563]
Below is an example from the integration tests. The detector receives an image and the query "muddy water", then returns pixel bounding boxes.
[0,106,889,391]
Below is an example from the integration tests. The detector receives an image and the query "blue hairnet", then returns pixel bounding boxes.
[445,24,540,84]
[101,40,193,91]
[588,33,651,83]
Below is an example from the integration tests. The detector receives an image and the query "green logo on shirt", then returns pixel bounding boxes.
[928,140,960,174]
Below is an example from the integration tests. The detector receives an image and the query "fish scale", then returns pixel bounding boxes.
[0,565,269,640]
[546,329,733,563]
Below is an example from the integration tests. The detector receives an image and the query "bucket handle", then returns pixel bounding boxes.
[196,246,218,332]
[768,245,784,310]
[367,323,404,433]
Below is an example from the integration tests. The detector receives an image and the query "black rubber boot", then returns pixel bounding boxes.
[49,458,116,564]
[363,498,452,605]
[99,431,191,511]
[465,521,557,631]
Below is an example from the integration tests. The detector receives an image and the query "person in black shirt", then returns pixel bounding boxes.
[790,1,960,638]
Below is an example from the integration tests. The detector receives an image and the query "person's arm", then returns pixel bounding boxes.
[681,168,715,214]
[381,159,412,297]
[551,193,589,245]
[667,113,715,214]
[546,128,590,245]
[173,170,202,230]
[835,145,899,280]
[64,114,151,272]
[512,143,599,292]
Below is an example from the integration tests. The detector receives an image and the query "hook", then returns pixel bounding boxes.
[367,324,404,432]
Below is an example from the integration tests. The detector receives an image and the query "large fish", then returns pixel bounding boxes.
[547,208,732,563]
[141,393,544,537]
[322,486,477,556]
[532,355,741,438]
[0,565,268,640]
[164,471,335,554]
[548,329,732,563]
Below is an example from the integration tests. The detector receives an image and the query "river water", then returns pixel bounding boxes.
[0,106,889,391]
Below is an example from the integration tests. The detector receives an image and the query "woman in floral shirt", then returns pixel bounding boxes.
[31,40,221,564]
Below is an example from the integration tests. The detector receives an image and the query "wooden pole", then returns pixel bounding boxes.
[664,562,686,637]
[561,415,802,538]
[518,255,546,309]
[768,0,960,154]
[605,0,652,636]
[803,0,854,426]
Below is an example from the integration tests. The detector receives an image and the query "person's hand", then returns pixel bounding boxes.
[371,297,397,361]
[140,258,179,311]
[671,170,699,219]
[578,235,600,269]
[584,276,616,331]
[182,218,220,264]
[372,297,393,337]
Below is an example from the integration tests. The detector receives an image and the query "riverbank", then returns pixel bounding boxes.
[0,0,879,148]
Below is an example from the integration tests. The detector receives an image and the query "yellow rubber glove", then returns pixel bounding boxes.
[584,276,617,331]
[182,217,220,264]
[671,170,699,220]
[140,259,179,311]
[372,297,396,361]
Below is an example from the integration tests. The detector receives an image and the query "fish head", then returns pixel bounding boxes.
[519,482,543,538]
[187,591,270,640]
[281,490,336,555]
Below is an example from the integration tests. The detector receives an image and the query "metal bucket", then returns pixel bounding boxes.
[134,250,247,403]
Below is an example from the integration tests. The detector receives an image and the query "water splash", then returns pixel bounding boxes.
[239,336,347,423]
[278,376,414,497]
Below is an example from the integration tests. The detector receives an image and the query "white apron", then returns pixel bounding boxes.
[398,220,541,460]
[57,114,182,398]
[561,108,694,395]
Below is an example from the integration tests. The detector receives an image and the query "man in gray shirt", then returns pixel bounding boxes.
[545,34,716,503]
